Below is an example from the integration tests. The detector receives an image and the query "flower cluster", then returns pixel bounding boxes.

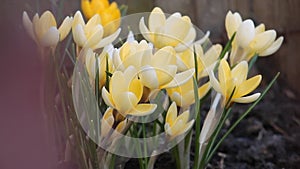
[23,2,283,168]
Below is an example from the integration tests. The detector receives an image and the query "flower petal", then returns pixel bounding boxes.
[73,24,87,47]
[139,66,159,89]
[166,102,177,126]
[259,36,284,56]
[163,68,195,88]
[102,87,115,108]
[236,19,255,48]
[127,104,157,116]
[225,11,242,38]
[231,61,248,85]
[22,11,36,41]
[149,7,166,32]
[152,46,176,66]
[40,27,59,47]
[233,93,261,103]
[235,75,262,98]
[139,17,154,42]
[85,25,104,48]
[114,92,138,114]
[93,28,121,49]
[58,16,73,41]
[250,30,276,52]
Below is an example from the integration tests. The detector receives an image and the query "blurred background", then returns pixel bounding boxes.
[0,0,299,169]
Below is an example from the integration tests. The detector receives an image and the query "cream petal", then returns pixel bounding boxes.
[114,92,138,114]
[233,93,261,103]
[235,75,262,98]
[85,14,101,32]
[40,27,59,47]
[166,102,177,126]
[101,87,115,108]
[22,11,36,41]
[39,11,57,35]
[225,11,242,38]
[163,68,195,88]
[198,82,211,99]
[250,30,276,52]
[175,110,190,125]
[231,61,248,85]
[176,119,194,136]
[73,11,85,28]
[236,19,255,48]
[103,107,113,120]
[73,24,87,47]
[259,36,284,56]
[101,115,114,138]
[32,14,40,40]
[152,46,176,66]
[208,70,222,93]
[174,27,196,52]
[149,7,166,32]
[112,50,125,71]
[110,71,127,101]
[58,16,73,41]
[127,104,157,116]
[194,31,210,45]
[139,17,154,42]
[139,66,159,89]
[255,24,265,35]
[84,25,104,48]
[93,28,121,49]
[169,119,184,136]
[156,65,177,87]
[165,15,191,43]
[85,48,96,78]
[203,44,222,66]
[218,59,231,93]
[115,119,127,133]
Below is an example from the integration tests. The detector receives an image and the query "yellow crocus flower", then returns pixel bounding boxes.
[225,11,284,65]
[81,0,121,36]
[113,40,152,71]
[23,11,73,47]
[139,7,196,52]
[72,11,120,50]
[209,58,262,106]
[164,102,195,140]
[102,66,157,116]
[139,46,195,90]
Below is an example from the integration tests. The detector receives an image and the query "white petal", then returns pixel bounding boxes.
[236,19,255,48]
[73,24,87,47]
[22,11,36,41]
[233,93,261,103]
[93,28,121,49]
[208,70,222,93]
[84,25,104,48]
[40,27,59,47]
[139,66,159,89]
[101,87,115,108]
[139,17,154,42]
[149,7,166,32]
[259,37,284,56]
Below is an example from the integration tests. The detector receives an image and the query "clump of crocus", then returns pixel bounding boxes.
[139,7,196,52]
[81,0,121,36]
[23,10,73,48]
[225,11,284,65]
[209,58,262,106]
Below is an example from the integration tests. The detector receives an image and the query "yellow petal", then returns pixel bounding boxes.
[233,93,261,103]
[110,71,127,101]
[198,82,211,99]
[114,92,138,114]
[174,27,196,52]
[175,119,194,137]
[166,102,177,126]
[175,110,190,125]
[149,7,166,32]
[115,119,127,133]
[58,16,73,41]
[259,36,284,56]
[129,79,143,102]
[40,27,59,47]
[235,75,262,98]
[156,65,177,87]
[218,59,231,95]
[103,107,113,120]
[236,19,255,48]
[73,11,85,28]
[127,104,157,116]
[231,61,248,85]
[81,0,94,19]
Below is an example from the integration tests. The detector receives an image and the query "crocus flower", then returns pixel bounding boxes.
[112,40,152,71]
[102,66,157,116]
[164,102,195,140]
[225,11,284,65]
[177,44,222,79]
[72,11,120,50]
[139,7,196,52]
[139,46,195,90]
[23,10,73,47]
[209,58,262,106]
[81,0,121,36]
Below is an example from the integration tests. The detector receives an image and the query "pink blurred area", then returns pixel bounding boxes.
[0,1,58,169]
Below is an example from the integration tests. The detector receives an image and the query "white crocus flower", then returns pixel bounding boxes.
[139,7,196,52]
[23,10,73,47]
[225,11,284,65]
